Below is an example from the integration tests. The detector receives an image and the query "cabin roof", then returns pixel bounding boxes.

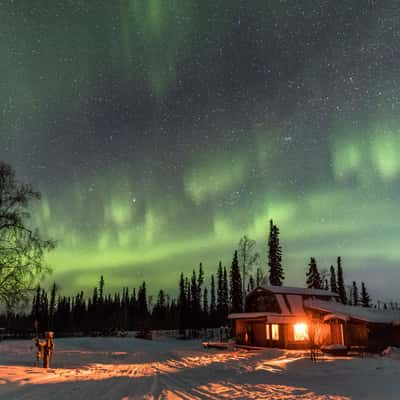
[305,299,400,324]
[228,312,305,323]
[256,285,339,297]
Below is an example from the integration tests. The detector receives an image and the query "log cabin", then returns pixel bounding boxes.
[229,285,400,351]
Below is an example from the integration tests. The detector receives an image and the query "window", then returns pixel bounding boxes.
[294,323,309,341]
[271,324,279,340]
[266,324,279,340]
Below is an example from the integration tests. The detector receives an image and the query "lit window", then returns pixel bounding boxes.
[271,324,279,340]
[265,324,270,340]
[294,323,309,341]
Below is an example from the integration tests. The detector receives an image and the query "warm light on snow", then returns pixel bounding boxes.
[0,337,398,399]
[294,323,309,341]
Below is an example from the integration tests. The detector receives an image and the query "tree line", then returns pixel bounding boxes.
[306,256,371,307]
[2,218,382,336]
[3,248,258,335]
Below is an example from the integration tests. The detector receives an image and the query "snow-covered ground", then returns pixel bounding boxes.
[0,336,399,399]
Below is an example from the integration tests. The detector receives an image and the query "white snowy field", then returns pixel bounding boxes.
[0,337,399,400]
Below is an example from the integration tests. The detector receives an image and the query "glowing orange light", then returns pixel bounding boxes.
[294,323,309,341]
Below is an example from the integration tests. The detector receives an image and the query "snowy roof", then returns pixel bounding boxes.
[257,285,339,298]
[228,312,274,320]
[275,294,290,314]
[305,299,400,324]
[286,295,305,314]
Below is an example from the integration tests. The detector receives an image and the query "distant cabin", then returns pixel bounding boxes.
[228,285,400,352]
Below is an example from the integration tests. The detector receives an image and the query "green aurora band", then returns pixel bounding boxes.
[1,2,400,300]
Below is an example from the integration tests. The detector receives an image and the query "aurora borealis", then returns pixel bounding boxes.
[1,1,400,300]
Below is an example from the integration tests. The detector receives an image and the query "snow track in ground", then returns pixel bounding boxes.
[0,337,398,399]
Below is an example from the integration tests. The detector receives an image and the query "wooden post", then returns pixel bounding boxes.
[43,332,54,368]
[34,332,54,368]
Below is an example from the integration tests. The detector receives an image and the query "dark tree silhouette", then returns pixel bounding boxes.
[361,282,371,308]
[99,275,105,303]
[268,219,284,286]
[352,281,359,306]
[49,282,57,330]
[202,287,208,327]
[329,265,338,294]
[216,262,224,324]
[337,257,347,305]
[229,250,243,313]
[306,257,322,289]
[209,274,216,326]
[137,281,148,322]
[31,286,49,333]
[0,161,54,308]
[178,273,187,335]
[11,263,378,337]
[222,266,229,318]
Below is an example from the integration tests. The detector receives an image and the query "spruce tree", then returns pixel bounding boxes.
[352,281,359,306]
[216,262,224,324]
[32,285,41,328]
[40,289,49,332]
[99,275,105,303]
[185,277,192,328]
[337,257,347,305]
[178,273,187,335]
[197,263,204,318]
[268,219,284,286]
[153,290,166,328]
[137,281,148,320]
[190,269,201,329]
[210,274,216,326]
[130,288,137,330]
[92,286,98,305]
[306,257,322,289]
[222,266,229,319]
[49,283,57,330]
[329,265,338,293]
[190,269,198,316]
[202,287,208,327]
[229,250,243,313]
[361,282,371,308]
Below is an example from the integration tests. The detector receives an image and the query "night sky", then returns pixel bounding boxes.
[1,1,399,300]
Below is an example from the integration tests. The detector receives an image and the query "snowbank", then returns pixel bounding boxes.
[0,336,399,399]
[382,346,400,360]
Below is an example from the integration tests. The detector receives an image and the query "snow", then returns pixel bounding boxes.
[228,312,276,319]
[382,347,400,360]
[305,299,400,324]
[321,344,348,351]
[0,337,399,399]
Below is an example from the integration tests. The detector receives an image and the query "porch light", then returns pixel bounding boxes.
[294,323,309,341]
